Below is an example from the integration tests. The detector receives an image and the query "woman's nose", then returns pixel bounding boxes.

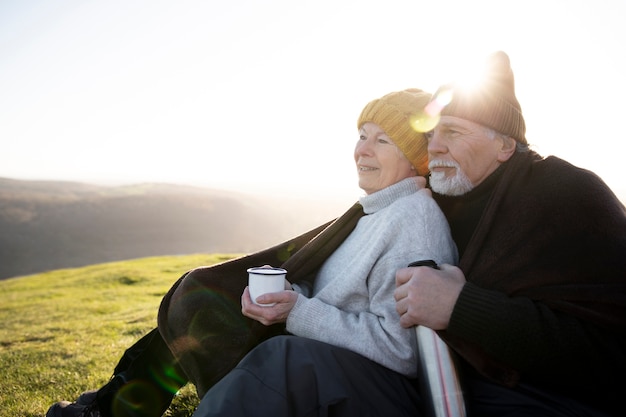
[356,139,374,156]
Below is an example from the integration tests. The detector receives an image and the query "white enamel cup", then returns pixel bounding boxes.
[247,266,287,306]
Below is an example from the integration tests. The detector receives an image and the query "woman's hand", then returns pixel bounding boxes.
[241,286,298,326]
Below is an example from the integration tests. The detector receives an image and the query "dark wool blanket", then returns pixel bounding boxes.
[158,204,365,396]
[436,151,626,410]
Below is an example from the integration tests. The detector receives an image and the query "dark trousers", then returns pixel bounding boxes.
[193,336,616,417]
[193,335,423,417]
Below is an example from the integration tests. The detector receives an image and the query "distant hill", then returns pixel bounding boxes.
[0,178,349,280]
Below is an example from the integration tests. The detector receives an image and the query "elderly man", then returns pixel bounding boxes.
[191,52,626,417]
[393,51,626,416]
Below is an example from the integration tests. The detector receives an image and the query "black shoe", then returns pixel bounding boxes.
[45,399,101,417]
[47,373,126,417]
[75,390,98,405]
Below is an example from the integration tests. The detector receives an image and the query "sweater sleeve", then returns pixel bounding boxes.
[448,282,626,389]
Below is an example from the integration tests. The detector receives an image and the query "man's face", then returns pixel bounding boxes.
[427,116,514,196]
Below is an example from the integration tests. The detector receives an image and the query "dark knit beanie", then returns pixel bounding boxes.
[357,88,432,176]
[434,51,527,144]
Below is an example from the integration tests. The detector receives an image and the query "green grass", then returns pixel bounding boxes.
[0,254,241,417]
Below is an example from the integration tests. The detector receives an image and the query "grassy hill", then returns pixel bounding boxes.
[0,253,242,417]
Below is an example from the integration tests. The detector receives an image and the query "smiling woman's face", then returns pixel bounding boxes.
[354,122,415,195]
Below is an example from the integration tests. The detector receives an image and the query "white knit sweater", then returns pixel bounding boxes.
[286,177,458,377]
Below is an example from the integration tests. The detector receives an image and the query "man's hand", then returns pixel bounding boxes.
[241,286,298,326]
[394,264,466,329]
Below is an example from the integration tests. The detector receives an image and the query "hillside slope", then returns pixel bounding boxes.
[0,178,348,280]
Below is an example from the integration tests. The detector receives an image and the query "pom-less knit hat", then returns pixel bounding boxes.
[357,88,432,176]
[434,51,527,144]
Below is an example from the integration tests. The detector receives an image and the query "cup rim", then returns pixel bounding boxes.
[247,267,287,275]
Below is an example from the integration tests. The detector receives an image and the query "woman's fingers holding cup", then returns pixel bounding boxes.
[242,290,297,326]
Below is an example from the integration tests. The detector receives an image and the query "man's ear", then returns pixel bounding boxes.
[497,136,516,162]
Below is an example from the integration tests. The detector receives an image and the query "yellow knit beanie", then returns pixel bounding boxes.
[357,88,432,176]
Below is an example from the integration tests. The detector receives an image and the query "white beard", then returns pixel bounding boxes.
[429,160,474,196]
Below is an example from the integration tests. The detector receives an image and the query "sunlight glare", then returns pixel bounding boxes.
[410,88,453,133]
[411,54,495,134]
[454,55,491,93]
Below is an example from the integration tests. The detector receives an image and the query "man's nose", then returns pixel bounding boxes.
[427,131,446,154]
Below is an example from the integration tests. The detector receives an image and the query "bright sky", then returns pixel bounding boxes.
[1,0,625,205]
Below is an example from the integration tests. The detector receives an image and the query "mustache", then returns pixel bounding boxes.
[428,160,459,170]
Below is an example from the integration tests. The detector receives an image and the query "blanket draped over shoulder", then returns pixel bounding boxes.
[439,150,626,395]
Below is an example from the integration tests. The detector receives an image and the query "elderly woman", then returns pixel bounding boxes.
[48,89,457,417]
[240,89,456,376]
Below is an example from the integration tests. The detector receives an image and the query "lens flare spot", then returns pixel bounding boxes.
[430,88,453,111]
[112,380,162,417]
[410,111,440,133]
[411,88,454,133]
[152,364,187,395]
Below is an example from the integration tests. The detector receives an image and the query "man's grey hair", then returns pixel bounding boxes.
[485,126,529,153]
